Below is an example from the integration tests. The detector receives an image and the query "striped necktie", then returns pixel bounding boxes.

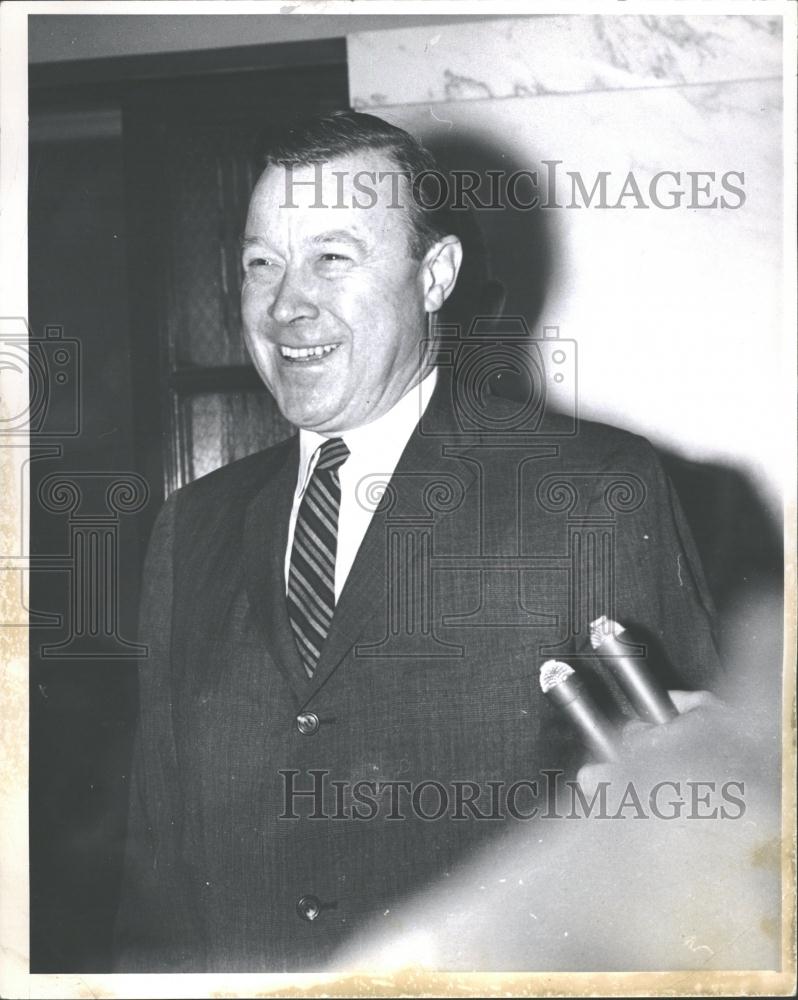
[287,437,350,678]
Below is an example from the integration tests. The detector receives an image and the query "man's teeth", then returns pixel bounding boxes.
[280,344,339,360]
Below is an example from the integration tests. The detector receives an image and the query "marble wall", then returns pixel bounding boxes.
[347,14,785,514]
[345,19,785,968]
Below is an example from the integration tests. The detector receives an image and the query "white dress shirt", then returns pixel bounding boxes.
[285,369,438,601]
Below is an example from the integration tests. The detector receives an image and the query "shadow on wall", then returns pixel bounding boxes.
[660,451,783,727]
[431,129,555,331]
[425,126,783,698]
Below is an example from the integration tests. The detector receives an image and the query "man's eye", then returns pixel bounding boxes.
[320,253,350,263]
[245,257,271,268]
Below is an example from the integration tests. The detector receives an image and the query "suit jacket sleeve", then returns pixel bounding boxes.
[588,434,722,696]
[112,492,204,971]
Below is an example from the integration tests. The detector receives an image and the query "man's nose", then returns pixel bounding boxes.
[268,266,319,325]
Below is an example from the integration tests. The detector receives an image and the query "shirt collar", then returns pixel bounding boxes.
[295,368,438,496]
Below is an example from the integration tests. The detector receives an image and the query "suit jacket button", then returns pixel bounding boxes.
[297,895,321,921]
[296,711,320,735]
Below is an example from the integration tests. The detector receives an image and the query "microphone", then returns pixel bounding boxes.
[539,660,620,763]
[589,616,678,725]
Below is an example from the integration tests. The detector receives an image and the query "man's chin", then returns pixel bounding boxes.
[277,398,348,435]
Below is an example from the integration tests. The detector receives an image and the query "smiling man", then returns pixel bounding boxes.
[114,111,723,973]
[240,146,461,434]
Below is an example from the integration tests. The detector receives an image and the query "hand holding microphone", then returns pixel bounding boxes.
[540,616,699,764]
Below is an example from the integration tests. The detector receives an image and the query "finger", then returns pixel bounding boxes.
[620,719,654,749]
[576,762,612,796]
[668,689,723,714]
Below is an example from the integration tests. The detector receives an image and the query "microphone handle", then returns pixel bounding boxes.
[546,675,620,763]
[596,632,678,725]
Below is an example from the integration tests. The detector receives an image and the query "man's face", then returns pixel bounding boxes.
[241,151,432,434]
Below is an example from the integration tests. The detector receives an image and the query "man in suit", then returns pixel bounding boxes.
[114,111,722,972]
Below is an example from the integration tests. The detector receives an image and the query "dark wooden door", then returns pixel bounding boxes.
[122,62,349,500]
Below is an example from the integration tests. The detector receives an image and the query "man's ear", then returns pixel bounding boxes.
[422,235,463,313]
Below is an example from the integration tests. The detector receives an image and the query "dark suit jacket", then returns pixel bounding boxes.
[114,378,721,971]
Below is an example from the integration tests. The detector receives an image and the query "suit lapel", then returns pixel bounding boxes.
[242,435,313,704]
[243,378,479,703]
[308,375,476,695]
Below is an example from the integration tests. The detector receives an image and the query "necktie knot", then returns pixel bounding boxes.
[315,437,350,473]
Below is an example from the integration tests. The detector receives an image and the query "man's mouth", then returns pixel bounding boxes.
[280,343,340,362]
